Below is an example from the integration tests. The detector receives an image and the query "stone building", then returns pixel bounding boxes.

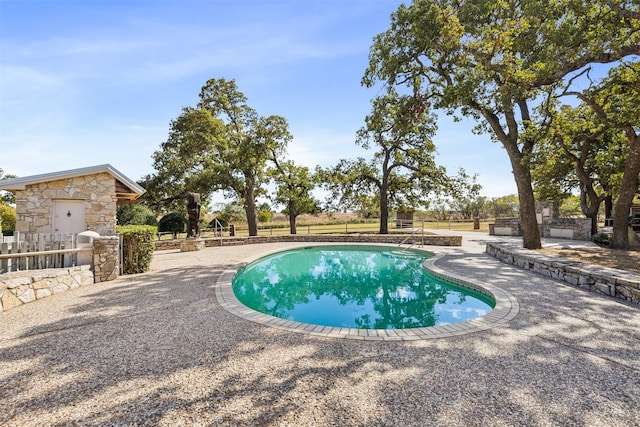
[0,164,145,235]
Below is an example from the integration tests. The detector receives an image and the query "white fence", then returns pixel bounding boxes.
[0,232,89,274]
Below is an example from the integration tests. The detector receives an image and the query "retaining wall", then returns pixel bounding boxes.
[0,236,120,312]
[0,265,93,313]
[155,233,462,251]
[486,242,640,304]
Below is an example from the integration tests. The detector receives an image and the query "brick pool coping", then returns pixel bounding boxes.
[215,245,519,341]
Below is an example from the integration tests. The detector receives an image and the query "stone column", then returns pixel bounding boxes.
[93,236,120,283]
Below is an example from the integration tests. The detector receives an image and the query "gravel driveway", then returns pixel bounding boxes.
[1,236,639,426]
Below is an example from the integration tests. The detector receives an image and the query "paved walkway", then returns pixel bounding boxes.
[1,233,639,426]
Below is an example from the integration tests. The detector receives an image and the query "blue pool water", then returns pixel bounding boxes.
[232,245,495,329]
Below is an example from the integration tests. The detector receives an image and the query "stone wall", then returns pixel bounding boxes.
[14,172,117,235]
[486,242,640,304]
[156,233,463,251]
[93,236,120,283]
[488,218,521,236]
[544,218,592,240]
[489,202,592,241]
[0,266,93,313]
[0,236,120,312]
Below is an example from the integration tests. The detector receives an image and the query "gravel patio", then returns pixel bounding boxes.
[1,234,639,426]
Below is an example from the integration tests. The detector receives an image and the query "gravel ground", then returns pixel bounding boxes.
[1,234,639,426]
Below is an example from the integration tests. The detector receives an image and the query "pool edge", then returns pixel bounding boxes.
[215,247,519,341]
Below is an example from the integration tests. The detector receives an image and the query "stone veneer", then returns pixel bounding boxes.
[93,236,120,283]
[0,265,93,313]
[156,233,463,251]
[486,242,640,304]
[14,172,117,235]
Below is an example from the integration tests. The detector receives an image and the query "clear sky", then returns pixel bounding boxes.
[0,0,517,204]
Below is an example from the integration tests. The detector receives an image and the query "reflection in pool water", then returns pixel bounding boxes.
[232,246,495,329]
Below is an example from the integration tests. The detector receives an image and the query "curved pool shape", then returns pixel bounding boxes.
[232,245,495,329]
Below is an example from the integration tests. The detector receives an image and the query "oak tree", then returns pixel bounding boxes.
[364,0,639,248]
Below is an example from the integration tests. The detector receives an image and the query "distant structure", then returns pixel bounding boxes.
[187,192,201,238]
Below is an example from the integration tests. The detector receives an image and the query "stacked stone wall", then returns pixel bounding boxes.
[155,233,462,251]
[93,236,120,283]
[488,218,521,236]
[486,242,640,304]
[544,218,592,240]
[14,172,117,235]
[0,266,93,313]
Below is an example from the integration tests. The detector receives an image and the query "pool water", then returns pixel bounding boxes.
[232,245,495,329]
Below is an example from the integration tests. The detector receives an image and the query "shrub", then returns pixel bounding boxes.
[257,209,273,223]
[592,232,611,245]
[0,202,16,234]
[117,204,158,226]
[117,225,156,274]
[158,212,187,238]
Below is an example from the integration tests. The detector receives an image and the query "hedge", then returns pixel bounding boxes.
[117,225,156,274]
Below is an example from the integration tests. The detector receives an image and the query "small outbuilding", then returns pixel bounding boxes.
[0,164,145,235]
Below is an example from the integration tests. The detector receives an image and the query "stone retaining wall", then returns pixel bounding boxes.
[486,242,640,304]
[155,233,462,251]
[0,265,93,313]
[0,236,120,312]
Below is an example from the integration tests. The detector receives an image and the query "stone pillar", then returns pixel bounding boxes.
[93,236,119,283]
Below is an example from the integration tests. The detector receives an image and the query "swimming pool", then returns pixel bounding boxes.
[232,245,495,329]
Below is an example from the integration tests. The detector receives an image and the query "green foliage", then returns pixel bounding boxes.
[158,212,187,235]
[446,169,486,219]
[269,160,319,233]
[592,232,612,246]
[144,78,291,237]
[559,196,583,218]
[117,225,156,274]
[490,195,520,218]
[257,209,273,223]
[117,204,158,226]
[0,168,17,205]
[212,201,247,228]
[364,0,638,248]
[320,91,445,233]
[0,202,16,234]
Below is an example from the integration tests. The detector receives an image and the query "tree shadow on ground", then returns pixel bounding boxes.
[1,248,639,426]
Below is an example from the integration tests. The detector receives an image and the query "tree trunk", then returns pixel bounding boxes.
[604,195,613,220]
[243,181,258,237]
[482,101,540,249]
[611,136,640,249]
[379,178,389,234]
[288,201,297,234]
[511,155,542,249]
[580,187,602,236]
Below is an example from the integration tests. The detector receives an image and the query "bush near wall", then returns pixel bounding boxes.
[117,225,156,274]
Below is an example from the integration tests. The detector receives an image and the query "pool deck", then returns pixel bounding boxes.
[1,232,639,426]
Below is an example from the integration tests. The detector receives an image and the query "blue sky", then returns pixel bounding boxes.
[0,0,516,203]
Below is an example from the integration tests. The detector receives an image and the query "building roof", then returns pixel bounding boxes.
[0,164,146,201]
